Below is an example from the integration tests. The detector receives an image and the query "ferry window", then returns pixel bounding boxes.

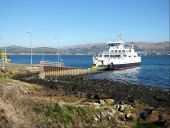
[111,50,114,53]
[109,44,115,46]
[119,50,121,53]
[122,50,125,52]
[134,56,136,57]
[123,55,127,57]
[129,50,131,52]
[129,56,131,57]
[115,50,117,53]
[110,55,114,58]
[110,55,120,58]
[115,55,121,57]
[104,55,109,57]
[99,55,102,57]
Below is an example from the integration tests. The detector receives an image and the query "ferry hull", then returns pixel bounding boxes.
[107,62,141,70]
[95,62,141,71]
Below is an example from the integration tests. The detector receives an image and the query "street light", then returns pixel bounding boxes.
[0,37,1,50]
[0,37,2,68]
[0,37,5,68]
[41,43,44,61]
[26,31,32,65]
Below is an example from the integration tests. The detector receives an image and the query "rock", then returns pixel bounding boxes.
[116,104,130,112]
[115,104,120,110]
[123,104,136,114]
[94,117,98,121]
[105,99,115,105]
[39,73,45,79]
[145,110,160,122]
[96,114,101,119]
[101,111,107,117]
[93,103,100,109]
[126,113,131,118]
[111,109,116,114]
[140,111,151,120]
[118,114,126,121]
[99,99,106,105]
[125,113,137,121]
[139,109,160,122]
[108,116,111,120]
[118,105,125,112]
[100,108,115,118]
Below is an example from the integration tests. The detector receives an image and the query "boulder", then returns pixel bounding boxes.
[99,99,106,105]
[140,109,160,122]
[93,103,100,109]
[118,105,125,112]
[105,99,115,105]
[125,113,138,121]
[145,110,160,122]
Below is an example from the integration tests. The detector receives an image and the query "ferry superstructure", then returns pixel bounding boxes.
[92,35,141,70]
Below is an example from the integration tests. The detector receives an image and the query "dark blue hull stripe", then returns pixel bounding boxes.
[106,62,141,70]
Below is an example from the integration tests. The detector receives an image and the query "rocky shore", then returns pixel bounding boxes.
[0,66,170,128]
[20,74,170,108]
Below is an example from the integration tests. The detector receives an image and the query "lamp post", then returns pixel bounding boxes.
[0,37,5,68]
[40,42,44,61]
[0,37,2,68]
[41,44,44,61]
[26,31,32,65]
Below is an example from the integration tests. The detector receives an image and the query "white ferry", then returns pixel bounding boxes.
[92,35,141,70]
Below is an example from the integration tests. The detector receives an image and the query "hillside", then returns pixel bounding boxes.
[0,45,57,54]
[61,42,170,55]
[0,42,169,55]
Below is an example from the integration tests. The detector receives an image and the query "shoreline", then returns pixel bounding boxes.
[88,73,170,92]
[0,66,170,127]
[3,54,170,56]
[1,64,169,108]
[18,72,170,108]
[1,62,170,91]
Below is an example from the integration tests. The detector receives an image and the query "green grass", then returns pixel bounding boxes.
[33,103,104,128]
[44,105,73,125]
[134,123,166,128]
[0,77,11,84]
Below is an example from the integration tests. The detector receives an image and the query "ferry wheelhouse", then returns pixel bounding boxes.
[92,35,141,70]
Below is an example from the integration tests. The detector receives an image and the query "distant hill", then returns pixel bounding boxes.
[0,45,57,54]
[0,42,169,55]
[61,41,170,55]
[126,41,170,55]
[61,43,108,55]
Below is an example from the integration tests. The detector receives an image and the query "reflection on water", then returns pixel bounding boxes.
[89,66,170,90]
[89,67,141,85]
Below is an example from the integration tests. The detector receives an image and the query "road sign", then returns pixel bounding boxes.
[1,52,6,58]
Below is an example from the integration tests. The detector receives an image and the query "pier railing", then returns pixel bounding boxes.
[41,61,94,79]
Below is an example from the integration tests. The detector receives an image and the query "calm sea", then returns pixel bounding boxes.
[8,55,170,90]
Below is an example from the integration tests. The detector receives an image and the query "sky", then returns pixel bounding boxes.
[0,0,169,47]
